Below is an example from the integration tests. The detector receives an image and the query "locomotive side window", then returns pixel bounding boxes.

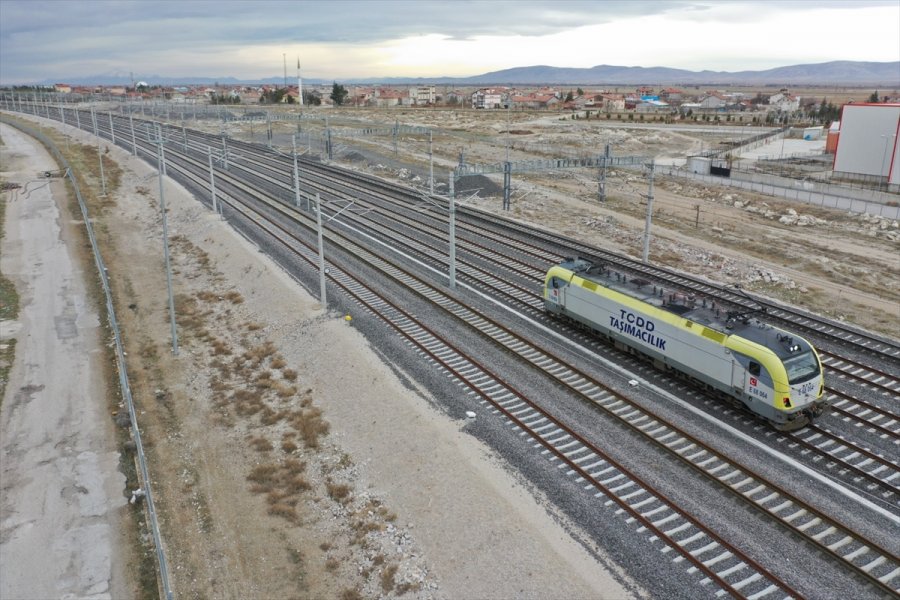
[749,362,761,376]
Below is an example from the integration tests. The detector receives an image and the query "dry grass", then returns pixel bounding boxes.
[340,589,363,600]
[249,437,273,452]
[380,564,398,593]
[247,464,279,485]
[282,368,298,382]
[267,503,297,522]
[291,406,330,449]
[325,557,340,571]
[271,356,287,369]
[326,482,351,503]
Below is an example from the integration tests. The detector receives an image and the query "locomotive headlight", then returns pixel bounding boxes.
[782,397,792,408]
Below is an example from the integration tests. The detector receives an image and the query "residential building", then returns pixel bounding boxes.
[472,88,507,109]
[409,85,436,105]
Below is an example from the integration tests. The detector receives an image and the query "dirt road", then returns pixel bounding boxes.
[0,124,129,599]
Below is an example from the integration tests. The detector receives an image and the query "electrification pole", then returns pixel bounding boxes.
[90,108,107,196]
[207,147,219,216]
[155,123,179,355]
[315,193,327,307]
[641,160,655,264]
[292,135,303,209]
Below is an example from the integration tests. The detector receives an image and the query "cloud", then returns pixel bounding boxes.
[1,0,897,83]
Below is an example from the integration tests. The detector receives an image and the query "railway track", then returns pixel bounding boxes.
[9,102,900,597]
[171,139,900,597]
[75,105,900,503]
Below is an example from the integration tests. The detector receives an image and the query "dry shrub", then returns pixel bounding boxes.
[319,542,331,552]
[325,557,340,571]
[261,408,288,426]
[340,589,363,600]
[275,383,297,399]
[271,356,287,369]
[254,377,275,391]
[380,564,398,593]
[266,489,290,505]
[326,482,351,503]
[283,475,311,494]
[282,368,298,382]
[250,437,273,452]
[292,407,330,449]
[245,322,263,331]
[196,290,218,302]
[249,482,272,494]
[396,582,420,595]
[268,503,297,522]
[247,464,278,485]
[139,341,159,361]
[224,290,244,304]
[281,440,298,454]
[282,459,306,475]
[235,398,264,417]
[174,293,199,315]
[372,554,385,566]
[211,338,232,356]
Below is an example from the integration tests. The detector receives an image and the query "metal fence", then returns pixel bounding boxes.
[0,117,174,600]
[658,164,900,219]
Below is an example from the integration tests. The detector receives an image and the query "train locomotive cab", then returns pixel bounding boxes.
[543,258,828,431]
[725,321,827,430]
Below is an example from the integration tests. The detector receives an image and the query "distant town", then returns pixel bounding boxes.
[7,81,898,127]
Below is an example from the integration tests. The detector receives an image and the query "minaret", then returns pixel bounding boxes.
[296,57,303,108]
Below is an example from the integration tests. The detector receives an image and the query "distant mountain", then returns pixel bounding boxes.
[437,61,900,86]
[34,60,899,87]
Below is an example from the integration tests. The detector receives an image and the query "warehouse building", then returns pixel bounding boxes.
[832,103,900,190]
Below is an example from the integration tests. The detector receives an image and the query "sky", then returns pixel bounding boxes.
[1,0,898,84]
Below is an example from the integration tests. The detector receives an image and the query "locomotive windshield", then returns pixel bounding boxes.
[783,351,820,385]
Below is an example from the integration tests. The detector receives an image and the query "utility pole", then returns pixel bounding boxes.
[449,186,456,289]
[208,147,219,216]
[222,134,229,170]
[392,120,398,155]
[129,112,137,156]
[292,134,303,210]
[641,160,655,264]
[428,129,434,195]
[90,108,107,196]
[506,95,511,162]
[154,123,179,355]
[598,143,610,202]
[315,193,327,307]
